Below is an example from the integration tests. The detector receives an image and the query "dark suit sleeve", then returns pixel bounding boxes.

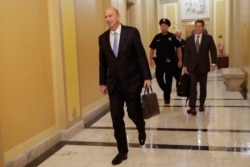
[183,37,191,67]
[133,28,152,80]
[98,35,108,86]
[208,35,217,64]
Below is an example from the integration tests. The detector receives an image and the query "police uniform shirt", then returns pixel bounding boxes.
[149,32,180,61]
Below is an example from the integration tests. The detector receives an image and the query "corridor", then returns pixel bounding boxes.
[27,69,250,167]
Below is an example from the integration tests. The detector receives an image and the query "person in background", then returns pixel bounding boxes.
[149,18,182,104]
[175,30,186,62]
[183,19,217,115]
[174,30,186,85]
[98,7,152,165]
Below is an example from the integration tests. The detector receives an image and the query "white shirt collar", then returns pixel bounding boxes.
[195,33,203,38]
[111,24,121,35]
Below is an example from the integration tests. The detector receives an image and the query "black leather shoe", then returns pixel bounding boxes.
[164,99,170,104]
[112,153,128,165]
[138,131,146,145]
[199,105,205,112]
[164,100,170,104]
[187,108,197,115]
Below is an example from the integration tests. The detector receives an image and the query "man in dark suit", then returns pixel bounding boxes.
[183,19,217,115]
[98,7,152,165]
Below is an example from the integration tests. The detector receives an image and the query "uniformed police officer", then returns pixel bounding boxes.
[149,18,182,104]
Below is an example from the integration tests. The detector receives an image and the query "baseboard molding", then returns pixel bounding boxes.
[5,132,61,167]
[83,101,110,127]
[5,100,110,167]
[60,120,84,141]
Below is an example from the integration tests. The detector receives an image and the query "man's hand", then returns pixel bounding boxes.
[100,85,108,95]
[210,64,216,71]
[182,67,188,74]
[144,80,152,88]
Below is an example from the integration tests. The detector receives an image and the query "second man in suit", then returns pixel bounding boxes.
[183,19,217,115]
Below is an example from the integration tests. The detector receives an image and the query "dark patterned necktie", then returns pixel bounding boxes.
[196,36,200,52]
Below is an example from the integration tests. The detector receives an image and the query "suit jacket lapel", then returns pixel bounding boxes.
[191,36,198,54]
[105,31,112,50]
[117,25,127,58]
[105,30,117,58]
[199,34,206,52]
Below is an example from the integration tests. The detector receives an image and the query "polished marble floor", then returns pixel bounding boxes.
[30,70,250,167]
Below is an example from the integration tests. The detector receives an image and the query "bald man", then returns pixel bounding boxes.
[98,7,152,165]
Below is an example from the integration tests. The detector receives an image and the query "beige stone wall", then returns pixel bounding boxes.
[229,0,250,91]
[0,0,57,162]
[0,0,111,164]
[75,0,110,115]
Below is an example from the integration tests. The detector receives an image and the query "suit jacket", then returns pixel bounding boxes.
[184,34,217,73]
[99,25,152,94]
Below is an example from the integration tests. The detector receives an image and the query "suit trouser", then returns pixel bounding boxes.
[109,81,145,153]
[189,72,208,107]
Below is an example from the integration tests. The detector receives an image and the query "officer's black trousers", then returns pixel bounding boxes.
[155,62,180,100]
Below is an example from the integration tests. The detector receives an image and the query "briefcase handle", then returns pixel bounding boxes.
[144,86,153,94]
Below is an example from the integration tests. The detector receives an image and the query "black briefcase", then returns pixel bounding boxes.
[177,73,190,106]
[177,73,190,97]
[141,86,160,119]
